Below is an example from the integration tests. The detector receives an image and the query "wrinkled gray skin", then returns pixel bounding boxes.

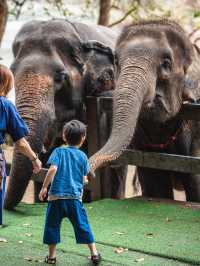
[4,19,119,209]
[90,20,200,202]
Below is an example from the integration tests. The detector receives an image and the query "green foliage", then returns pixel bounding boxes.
[194,10,200,18]
[6,1,200,32]
[109,0,200,31]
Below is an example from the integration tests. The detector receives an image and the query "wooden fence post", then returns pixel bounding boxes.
[86,97,102,200]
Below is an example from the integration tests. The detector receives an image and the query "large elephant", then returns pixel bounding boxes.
[4,19,118,209]
[89,20,200,201]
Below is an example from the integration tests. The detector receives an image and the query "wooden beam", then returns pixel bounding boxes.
[177,103,200,120]
[116,150,200,174]
[86,97,102,200]
[86,96,200,121]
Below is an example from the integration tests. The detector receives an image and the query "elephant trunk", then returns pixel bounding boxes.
[89,55,156,172]
[4,72,54,209]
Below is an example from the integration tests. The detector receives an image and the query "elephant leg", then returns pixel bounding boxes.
[186,126,200,202]
[4,155,33,209]
[34,182,42,202]
[110,165,128,199]
[137,167,173,198]
[182,174,200,202]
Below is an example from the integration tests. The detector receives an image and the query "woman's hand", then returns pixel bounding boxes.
[84,175,89,185]
[32,158,42,174]
[39,187,48,201]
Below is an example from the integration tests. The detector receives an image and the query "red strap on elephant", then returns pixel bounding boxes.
[144,123,183,149]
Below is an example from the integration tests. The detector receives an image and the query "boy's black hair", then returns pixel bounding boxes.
[63,120,87,146]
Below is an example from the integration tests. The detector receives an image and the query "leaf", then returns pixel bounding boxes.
[0,237,7,243]
[114,232,125,235]
[24,257,33,261]
[166,217,172,222]
[114,247,128,254]
[22,223,32,227]
[135,258,145,262]
[25,233,32,237]
[146,233,154,238]
[24,257,43,263]
[35,259,44,263]
[184,204,192,208]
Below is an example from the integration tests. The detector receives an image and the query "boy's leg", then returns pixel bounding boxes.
[67,200,99,255]
[88,242,98,256]
[48,244,56,259]
[43,200,63,259]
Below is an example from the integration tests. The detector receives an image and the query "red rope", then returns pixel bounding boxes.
[143,121,191,150]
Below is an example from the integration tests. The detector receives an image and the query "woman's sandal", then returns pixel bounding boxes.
[44,255,57,264]
[91,253,102,265]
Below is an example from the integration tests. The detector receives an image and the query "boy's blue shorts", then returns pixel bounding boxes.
[43,199,95,245]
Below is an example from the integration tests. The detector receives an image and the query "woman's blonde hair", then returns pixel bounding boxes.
[0,64,14,96]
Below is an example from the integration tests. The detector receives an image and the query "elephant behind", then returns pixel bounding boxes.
[4,19,119,209]
[90,20,200,202]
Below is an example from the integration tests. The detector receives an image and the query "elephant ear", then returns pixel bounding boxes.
[182,76,197,103]
[81,40,116,66]
[185,44,200,102]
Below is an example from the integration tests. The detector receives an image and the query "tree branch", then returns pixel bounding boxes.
[108,6,137,27]
[98,0,111,26]
[0,0,8,45]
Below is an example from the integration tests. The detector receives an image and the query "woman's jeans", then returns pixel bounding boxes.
[0,149,6,226]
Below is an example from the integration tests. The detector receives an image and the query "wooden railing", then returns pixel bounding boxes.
[30,97,200,199]
[85,97,200,199]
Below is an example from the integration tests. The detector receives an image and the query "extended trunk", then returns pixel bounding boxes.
[89,55,156,172]
[4,72,54,209]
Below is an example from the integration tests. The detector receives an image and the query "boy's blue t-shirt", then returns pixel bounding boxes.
[0,96,29,144]
[47,146,90,199]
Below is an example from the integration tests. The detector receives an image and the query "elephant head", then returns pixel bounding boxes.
[89,20,194,172]
[4,19,116,209]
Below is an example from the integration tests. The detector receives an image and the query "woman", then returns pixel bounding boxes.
[0,64,42,225]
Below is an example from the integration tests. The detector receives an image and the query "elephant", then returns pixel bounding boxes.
[89,20,200,202]
[4,19,119,209]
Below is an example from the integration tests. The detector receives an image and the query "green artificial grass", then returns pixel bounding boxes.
[0,198,199,266]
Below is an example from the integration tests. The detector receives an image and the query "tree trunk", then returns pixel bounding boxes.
[0,0,8,46]
[98,0,111,26]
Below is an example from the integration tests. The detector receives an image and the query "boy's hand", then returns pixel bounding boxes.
[88,171,95,180]
[39,187,48,201]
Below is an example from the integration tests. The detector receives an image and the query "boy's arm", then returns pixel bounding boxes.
[42,165,57,188]
[39,165,57,201]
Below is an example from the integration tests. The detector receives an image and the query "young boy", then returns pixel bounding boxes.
[39,120,101,265]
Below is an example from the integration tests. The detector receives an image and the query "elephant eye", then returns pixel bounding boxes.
[161,58,172,72]
[54,70,68,83]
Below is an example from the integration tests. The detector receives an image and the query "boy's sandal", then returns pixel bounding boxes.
[44,255,56,264]
[91,253,102,265]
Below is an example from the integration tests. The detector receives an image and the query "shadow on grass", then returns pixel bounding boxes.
[96,241,200,266]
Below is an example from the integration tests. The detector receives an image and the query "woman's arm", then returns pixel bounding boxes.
[15,137,42,173]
